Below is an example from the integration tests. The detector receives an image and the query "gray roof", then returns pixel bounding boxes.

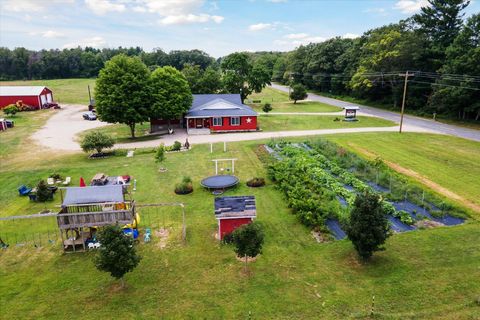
[62,185,124,206]
[214,196,256,219]
[186,94,257,118]
[0,86,49,96]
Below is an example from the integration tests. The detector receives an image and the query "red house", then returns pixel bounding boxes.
[150,94,258,134]
[0,86,54,109]
[214,196,256,240]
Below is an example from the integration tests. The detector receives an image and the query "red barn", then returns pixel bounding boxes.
[0,86,54,109]
[214,196,256,240]
[150,94,258,134]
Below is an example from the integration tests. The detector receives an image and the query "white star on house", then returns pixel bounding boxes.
[246,117,252,123]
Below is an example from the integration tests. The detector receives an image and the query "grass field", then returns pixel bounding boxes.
[1,136,480,318]
[1,78,96,105]
[328,133,480,212]
[248,87,342,113]
[259,115,395,131]
[2,84,480,318]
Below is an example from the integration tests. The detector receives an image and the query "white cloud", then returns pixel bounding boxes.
[394,0,429,14]
[342,33,360,39]
[1,0,73,12]
[85,0,126,15]
[133,0,225,25]
[63,36,107,48]
[249,23,273,31]
[276,33,326,47]
[42,30,65,38]
[159,14,223,25]
[285,33,309,39]
[132,6,147,13]
[267,0,287,3]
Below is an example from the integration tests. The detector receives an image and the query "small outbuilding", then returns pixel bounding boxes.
[343,105,360,121]
[0,86,54,109]
[214,196,256,240]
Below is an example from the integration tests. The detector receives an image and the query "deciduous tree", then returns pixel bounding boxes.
[289,84,307,103]
[231,222,264,273]
[150,66,192,129]
[80,131,115,155]
[95,225,141,288]
[95,54,151,138]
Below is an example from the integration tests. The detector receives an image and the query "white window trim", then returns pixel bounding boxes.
[230,117,240,126]
[212,117,223,126]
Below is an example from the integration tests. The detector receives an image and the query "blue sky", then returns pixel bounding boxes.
[1,0,478,57]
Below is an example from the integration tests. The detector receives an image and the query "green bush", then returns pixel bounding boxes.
[80,131,115,155]
[155,144,165,163]
[36,180,52,202]
[3,104,19,116]
[246,177,265,187]
[172,141,182,151]
[262,103,272,113]
[174,176,193,194]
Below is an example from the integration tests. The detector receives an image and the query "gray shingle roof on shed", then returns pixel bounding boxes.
[214,196,256,219]
[186,94,257,118]
[62,185,124,206]
[0,86,49,96]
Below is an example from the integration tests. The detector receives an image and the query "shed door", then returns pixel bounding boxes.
[46,93,53,102]
[40,95,47,106]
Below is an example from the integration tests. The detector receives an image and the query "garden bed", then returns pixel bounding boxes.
[265,139,467,240]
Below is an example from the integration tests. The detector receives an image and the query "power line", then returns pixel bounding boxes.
[409,80,480,91]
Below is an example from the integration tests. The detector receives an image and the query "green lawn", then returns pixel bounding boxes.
[328,132,480,212]
[248,87,342,113]
[1,138,480,318]
[1,78,96,105]
[259,115,396,131]
[2,88,480,318]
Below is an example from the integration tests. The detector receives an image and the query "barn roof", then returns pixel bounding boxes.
[0,86,49,97]
[186,94,257,118]
[214,196,256,219]
[62,185,124,206]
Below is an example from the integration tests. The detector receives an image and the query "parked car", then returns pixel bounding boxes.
[82,111,97,120]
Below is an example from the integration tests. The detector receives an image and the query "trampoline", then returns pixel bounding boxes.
[201,175,239,189]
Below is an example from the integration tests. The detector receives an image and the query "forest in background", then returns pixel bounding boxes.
[0,0,478,120]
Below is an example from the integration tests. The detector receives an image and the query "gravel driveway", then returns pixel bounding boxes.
[33,104,111,151]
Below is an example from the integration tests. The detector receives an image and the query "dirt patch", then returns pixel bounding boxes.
[311,230,331,243]
[154,228,170,249]
[235,255,258,263]
[415,220,444,229]
[348,144,480,213]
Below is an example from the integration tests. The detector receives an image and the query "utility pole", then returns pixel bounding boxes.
[398,71,415,133]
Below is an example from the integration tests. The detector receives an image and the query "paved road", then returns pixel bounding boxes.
[271,83,480,142]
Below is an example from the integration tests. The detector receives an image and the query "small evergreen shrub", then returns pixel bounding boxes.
[246,177,266,187]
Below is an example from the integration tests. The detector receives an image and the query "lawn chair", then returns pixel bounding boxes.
[47,178,55,185]
[62,177,71,186]
[18,185,32,196]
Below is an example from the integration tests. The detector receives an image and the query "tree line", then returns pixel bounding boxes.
[0,47,217,80]
[1,0,477,121]
[273,0,479,121]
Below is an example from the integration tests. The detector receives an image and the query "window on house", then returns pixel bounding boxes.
[231,117,240,126]
[213,117,223,126]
